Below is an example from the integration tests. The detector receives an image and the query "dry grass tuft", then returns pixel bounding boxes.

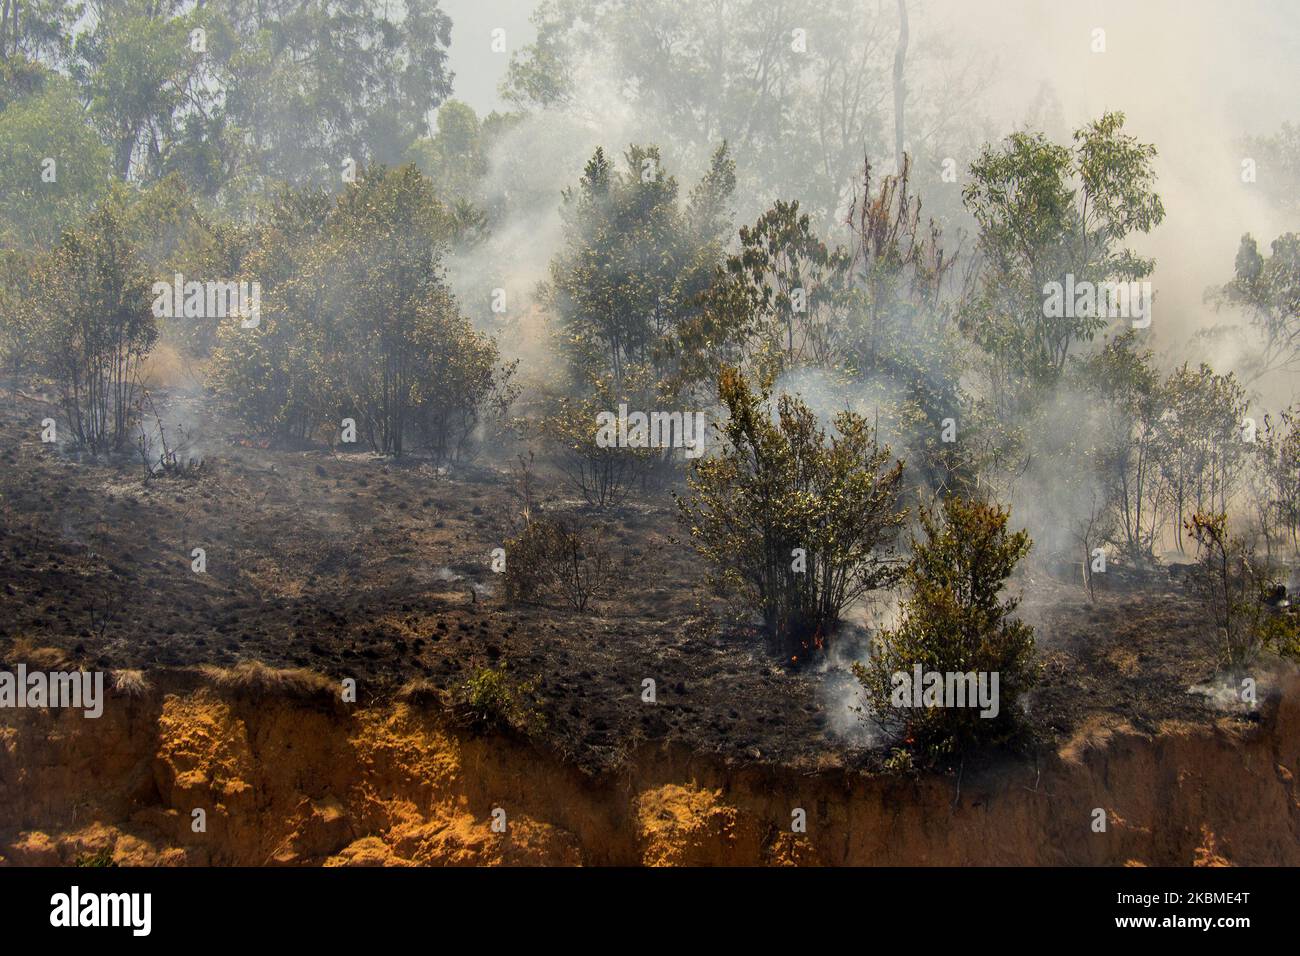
[396,678,448,708]
[3,637,72,670]
[110,669,151,698]
[200,661,337,703]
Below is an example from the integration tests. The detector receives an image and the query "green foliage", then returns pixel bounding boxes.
[209,165,509,457]
[0,1,75,68]
[537,370,661,508]
[456,664,543,734]
[163,215,255,359]
[1158,362,1249,549]
[688,161,970,499]
[503,518,555,605]
[319,164,463,456]
[543,143,734,389]
[30,201,157,452]
[8,1,453,205]
[1059,336,1250,565]
[1183,512,1275,673]
[0,68,112,248]
[1251,410,1300,557]
[882,747,915,774]
[540,396,639,508]
[110,174,214,275]
[1212,232,1300,382]
[80,5,208,181]
[677,367,907,660]
[1073,331,1166,562]
[502,3,575,110]
[504,0,967,230]
[962,112,1165,411]
[405,100,490,206]
[738,197,837,332]
[0,246,40,387]
[218,0,455,188]
[690,198,850,382]
[855,496,1036,763]
[209,185,334,443]
[1253,591,1300,666]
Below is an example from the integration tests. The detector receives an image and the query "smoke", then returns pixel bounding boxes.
[435,0,1300,685]
[443,49,650,380]
[464,0,1299,387]
[1003,383,1114,563]
[923,0,1299,386]
[814,588,902,746]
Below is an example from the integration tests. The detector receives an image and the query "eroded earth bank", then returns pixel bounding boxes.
[2,666,1297,867]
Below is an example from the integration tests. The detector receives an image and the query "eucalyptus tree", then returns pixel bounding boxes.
[961,112,1165,414]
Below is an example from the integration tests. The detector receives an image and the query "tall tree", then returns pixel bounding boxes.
[961,112,1165,413]
[1212,232,1300,384]
[543,143,735,390]
[0,70,112,247]
[892,0,908,173]
[505,0,941,228]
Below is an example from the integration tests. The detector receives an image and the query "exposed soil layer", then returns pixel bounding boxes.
[0,667,1297,866]
[0,391,1257,773]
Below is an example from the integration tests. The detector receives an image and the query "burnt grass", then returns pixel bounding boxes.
[0,390,1249,773]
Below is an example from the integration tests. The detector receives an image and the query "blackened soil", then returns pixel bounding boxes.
[0,391,1250,772]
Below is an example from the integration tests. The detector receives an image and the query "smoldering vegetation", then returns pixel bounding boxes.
[1,0,1299,769]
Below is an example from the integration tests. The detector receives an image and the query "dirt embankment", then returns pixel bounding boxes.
[1,668,1297,866]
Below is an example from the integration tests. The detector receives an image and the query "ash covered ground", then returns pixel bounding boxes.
[0,390,1245,774]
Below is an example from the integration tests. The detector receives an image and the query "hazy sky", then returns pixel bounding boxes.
[437,0,1300,119]
[440,0,539,114]
[928,0,1300,378]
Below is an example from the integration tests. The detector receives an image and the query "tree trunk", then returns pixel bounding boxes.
[892,0,909,174]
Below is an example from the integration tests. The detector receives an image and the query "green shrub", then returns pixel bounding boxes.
[677,367,906,660]
[455,665,543,734]
[503,518,559,605]
[1184,511,1300,670]
[854,496,1037,763]
[209,167,509,457]
[32,203,157,452]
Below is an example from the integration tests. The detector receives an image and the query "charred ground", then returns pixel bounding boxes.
[0,390,1258,774]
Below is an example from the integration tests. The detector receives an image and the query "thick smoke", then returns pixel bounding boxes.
[928,0,1299,396]
[455,0,1299,396]
[433,1,1300,741]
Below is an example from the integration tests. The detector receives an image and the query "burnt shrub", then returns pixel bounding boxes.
[676,367,906,661]
[546,518,621,612]
[503,513,622,612]
[538,387,651,509]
